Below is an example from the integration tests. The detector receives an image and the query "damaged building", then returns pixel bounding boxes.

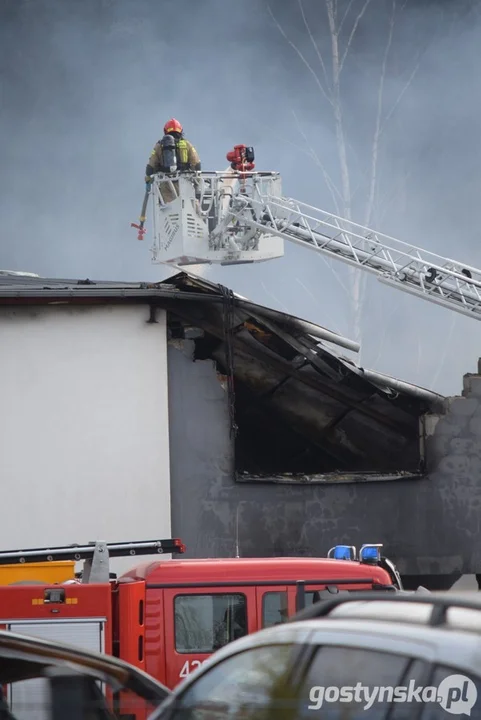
[0,269,479,590]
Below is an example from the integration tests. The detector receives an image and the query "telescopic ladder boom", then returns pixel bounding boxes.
[147,169,481,322]
[237,190,481,322]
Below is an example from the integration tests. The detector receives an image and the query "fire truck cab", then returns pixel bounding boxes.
[0,539,401,715]
[122,543,401,688]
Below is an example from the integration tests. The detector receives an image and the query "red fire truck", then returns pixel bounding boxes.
[0,538,402,715]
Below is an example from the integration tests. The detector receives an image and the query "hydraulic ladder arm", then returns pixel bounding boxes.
[148,166,481,321]
[227,188,481,322]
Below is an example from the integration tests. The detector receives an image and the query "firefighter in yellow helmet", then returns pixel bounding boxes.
[145,118,201,204]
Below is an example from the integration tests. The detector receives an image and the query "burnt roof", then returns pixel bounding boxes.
[0,269,444,477]
[0,269,442,398]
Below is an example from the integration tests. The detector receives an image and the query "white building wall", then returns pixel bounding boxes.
[0,303,171,574]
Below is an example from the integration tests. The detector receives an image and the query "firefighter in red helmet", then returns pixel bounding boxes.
[145,118,201,205]
[145,118,201,183]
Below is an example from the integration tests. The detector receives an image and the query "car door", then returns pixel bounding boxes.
[294,653,481,719]
[420,664,481,720]
[293,643,431,720]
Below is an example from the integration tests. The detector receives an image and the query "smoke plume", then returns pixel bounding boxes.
[1,0,480,394]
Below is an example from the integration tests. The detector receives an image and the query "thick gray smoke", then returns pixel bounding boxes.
[1,0,480,394]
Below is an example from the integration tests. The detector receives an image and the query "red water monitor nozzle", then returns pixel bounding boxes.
[226,144,255,172]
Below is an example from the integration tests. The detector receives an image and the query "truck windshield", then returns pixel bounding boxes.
[175,593,248,653]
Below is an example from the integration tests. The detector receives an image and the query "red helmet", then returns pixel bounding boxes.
[164,118,183,135]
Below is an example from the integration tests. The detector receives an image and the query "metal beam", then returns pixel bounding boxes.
[236,301,360,353]
[354,367,444,409]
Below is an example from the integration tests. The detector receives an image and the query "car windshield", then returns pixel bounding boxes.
[151,644,301,720]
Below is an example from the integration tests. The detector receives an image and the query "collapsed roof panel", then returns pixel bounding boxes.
[160,273,443,477]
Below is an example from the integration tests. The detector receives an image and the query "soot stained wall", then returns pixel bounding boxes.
[168,340,481,587]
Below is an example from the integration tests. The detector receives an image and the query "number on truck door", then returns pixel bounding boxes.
[179,660,202,678]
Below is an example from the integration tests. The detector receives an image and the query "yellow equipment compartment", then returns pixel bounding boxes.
[0,561,75,585]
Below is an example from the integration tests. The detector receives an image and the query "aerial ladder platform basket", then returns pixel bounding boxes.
[149,170,285,266]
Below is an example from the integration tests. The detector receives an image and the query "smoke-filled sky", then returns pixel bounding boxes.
[1,0,481,395]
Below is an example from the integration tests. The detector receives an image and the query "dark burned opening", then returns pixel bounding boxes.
[231,379,422,477]
[194,328,423,479]
[233,378,346,475]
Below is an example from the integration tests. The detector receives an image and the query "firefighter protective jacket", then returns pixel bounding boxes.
[146,137,201,176]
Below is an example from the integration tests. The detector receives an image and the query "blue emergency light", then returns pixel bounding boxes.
[328,545,357,561]
[359,544,383,564]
